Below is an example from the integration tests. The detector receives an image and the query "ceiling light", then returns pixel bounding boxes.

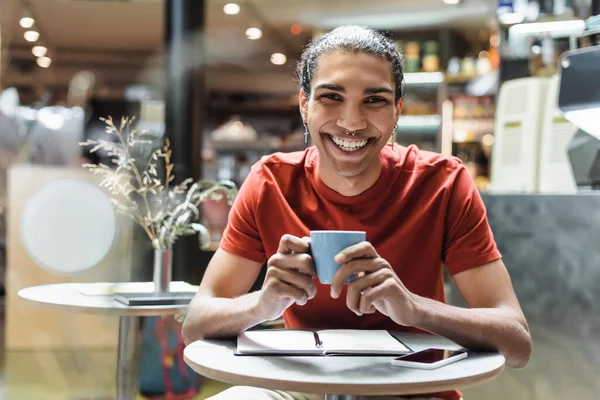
[442,0,461,4]
[454,129,467,143]
[290,24,302,35]
[32,46,47,57]
[482,134,495,146]
[270,53,287,65]
[36,56,52,68]
[223,3,240,15]
[19,17,35,28]
[245,27,262,40]
[489,33,500,47]
[24,30,40,42]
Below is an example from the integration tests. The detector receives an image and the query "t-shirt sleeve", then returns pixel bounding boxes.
[219,164,267,264]
[442,164,501,275]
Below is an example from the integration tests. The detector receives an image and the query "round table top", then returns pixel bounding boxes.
[18,282,190,317]
[184,332,505,396]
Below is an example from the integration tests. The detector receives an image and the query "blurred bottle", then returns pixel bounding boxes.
[461,56,477,77]
[477,51,493,75]
[553,0,574,16]
[488,47,501,69]
[538,33,557,76]
[404,42,420,72]
[422,41,440,72]
[447,57,461,76]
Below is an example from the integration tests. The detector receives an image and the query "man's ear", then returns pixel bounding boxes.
[394,97,404,125]
[299,89,309,122]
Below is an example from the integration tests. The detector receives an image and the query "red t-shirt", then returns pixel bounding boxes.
[220,144,501,400]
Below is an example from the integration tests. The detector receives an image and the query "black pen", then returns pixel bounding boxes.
[313,331,323,349]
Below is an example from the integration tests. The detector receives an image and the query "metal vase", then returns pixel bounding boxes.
[153,247,172,293]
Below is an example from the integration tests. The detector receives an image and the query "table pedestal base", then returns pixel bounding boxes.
[116,316,142,400]
[325,395,357,400]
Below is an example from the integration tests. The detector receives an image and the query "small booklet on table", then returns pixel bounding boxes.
[114,291,194,306]
[74,281,198,296]
[235,329,411,356]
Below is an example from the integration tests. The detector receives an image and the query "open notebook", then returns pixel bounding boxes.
[236,329,411,356]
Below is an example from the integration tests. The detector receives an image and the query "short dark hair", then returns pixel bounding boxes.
[296,25,405,102]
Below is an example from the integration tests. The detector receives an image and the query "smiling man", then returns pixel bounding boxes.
[182,26,532,400]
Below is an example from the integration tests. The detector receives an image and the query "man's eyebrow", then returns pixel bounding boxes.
[364,87,394,95]
[314,83,345,92]
[313,84,393,96]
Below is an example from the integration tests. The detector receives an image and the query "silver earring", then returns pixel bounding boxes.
[304,122,309,144]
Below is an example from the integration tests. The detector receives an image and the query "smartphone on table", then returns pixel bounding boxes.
[391,348,468,370]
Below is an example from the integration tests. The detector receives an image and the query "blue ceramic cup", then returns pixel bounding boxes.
[309,230,366,284]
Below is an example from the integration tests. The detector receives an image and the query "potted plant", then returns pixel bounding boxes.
[80,116,237,293]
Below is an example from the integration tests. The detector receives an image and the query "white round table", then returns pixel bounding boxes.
[18,282,191,400]
[184,332,505,400]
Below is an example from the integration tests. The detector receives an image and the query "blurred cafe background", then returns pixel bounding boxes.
[0,0,599,399]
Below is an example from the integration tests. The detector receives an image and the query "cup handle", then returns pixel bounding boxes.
[302,237,312,256]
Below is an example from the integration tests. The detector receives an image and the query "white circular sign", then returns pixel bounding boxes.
[21,178,117,274]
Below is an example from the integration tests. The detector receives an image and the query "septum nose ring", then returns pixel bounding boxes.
[345,130,358,137]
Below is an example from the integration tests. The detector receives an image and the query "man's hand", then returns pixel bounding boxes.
[256,234,317,321]
[330,241,419,326]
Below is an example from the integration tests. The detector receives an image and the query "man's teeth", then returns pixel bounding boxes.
[331,136,368,152]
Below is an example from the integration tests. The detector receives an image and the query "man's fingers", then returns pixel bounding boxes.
[268,252,316,277]
[359,288,378,315]
[269,279,309,305]
[345,270,388,315]
[277,234,310,254]
[268,267,317,300]
[330,258,390,297]
[359,285,387,314]
[334,241,377,264]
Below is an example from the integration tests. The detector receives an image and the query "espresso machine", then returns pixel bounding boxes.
[559,14,600,189]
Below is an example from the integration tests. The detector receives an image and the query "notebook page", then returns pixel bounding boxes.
[237,330,322,354]
[319,330,410,354]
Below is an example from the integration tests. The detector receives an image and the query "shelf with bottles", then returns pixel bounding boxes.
[397,40,443,75]
[206,137,308,187]
[453,141,493,192]
[452,121,494,143]
[204,114,307,186]
[404,70,499,88]
[449,93,496,141]
[396,36,500,83]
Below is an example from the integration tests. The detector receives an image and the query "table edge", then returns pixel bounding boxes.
[18,285,188,317]
[183,352,506,396]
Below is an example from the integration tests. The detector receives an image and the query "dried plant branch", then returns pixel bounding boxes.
[80,116,238,250]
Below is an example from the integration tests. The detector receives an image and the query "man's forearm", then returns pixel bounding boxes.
[413,297,532,368]
[182,291,266,345]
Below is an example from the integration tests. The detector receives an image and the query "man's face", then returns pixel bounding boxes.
[300,50,403,178]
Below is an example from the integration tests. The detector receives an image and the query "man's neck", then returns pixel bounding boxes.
[317,160,383,197]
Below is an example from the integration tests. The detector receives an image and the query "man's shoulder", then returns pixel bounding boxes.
[251,147,314,177]
[414,147,462,172]
[259,148,312,167]
[385,144,465,190]
[388,144,463,173]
